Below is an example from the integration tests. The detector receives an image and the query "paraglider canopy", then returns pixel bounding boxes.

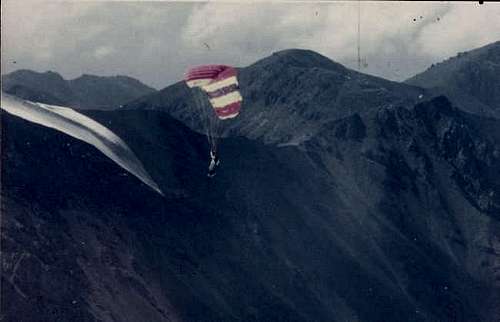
[184,65,242,120]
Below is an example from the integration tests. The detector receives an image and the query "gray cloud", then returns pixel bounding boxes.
[2,1,500,89]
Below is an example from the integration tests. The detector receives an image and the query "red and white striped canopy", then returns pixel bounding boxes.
[184,65,242,120]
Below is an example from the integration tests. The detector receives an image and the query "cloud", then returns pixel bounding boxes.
[94,46,115,59]
[1,1,193,88]
[181,3,332,65]
[180,2,499,81]
[1,1,499,88]
[416,3,500,59]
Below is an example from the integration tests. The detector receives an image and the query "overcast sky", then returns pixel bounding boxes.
[2,1,500,89]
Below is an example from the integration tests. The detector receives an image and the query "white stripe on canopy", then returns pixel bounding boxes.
[202,76,238,92]
[209,91,242,109]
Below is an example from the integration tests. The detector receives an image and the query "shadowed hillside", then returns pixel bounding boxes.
[2,97,499,321]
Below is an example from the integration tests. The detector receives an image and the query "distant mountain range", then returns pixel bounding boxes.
[2,41,499,322]
[405,41,500,118]
[1,70,156,110]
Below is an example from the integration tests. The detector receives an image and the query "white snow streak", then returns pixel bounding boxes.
[1,92,163,196]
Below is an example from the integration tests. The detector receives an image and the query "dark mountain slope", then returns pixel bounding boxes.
[0,84,68,106]
[405,41,500,118]
[2,94,499,321]
[125,49,427,145]
[2,70,156,110]
[69,75,157,110]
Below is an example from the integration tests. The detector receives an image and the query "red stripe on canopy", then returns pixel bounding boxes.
[184,65,228,84]
[214,101,241,119]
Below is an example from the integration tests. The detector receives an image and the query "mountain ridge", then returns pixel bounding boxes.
[125,48,427,146]
[405,41,500,117]
[2,69,156,110]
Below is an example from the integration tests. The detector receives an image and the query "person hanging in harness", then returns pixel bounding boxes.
[207,149,220,177]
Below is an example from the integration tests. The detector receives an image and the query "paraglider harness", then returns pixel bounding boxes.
[207,150,220,178]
